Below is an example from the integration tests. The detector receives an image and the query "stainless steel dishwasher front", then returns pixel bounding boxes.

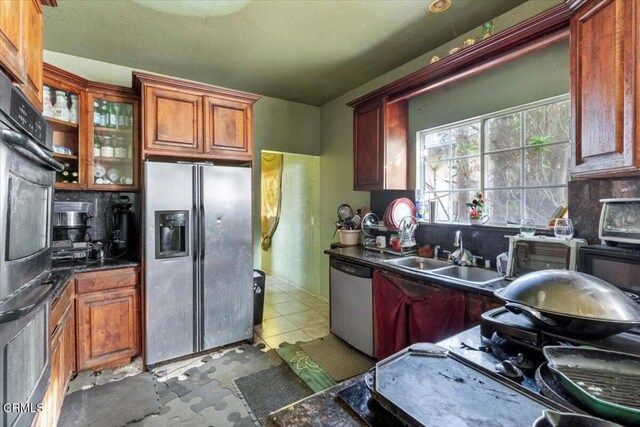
[329,258,374,357]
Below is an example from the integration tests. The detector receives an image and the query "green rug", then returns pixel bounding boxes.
[275,343,337,393]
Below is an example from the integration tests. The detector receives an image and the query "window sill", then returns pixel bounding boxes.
[416,220,554,236]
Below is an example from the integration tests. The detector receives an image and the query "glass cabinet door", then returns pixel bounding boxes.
[89,94,138,189]
[43,82,83,188]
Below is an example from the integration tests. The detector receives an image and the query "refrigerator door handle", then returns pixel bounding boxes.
[199,166,205,260]
[192,165,201,351]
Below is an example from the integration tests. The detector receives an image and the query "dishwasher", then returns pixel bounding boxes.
[330,258,374,357]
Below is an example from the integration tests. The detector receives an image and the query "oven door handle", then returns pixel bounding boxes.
[1,128,64,171]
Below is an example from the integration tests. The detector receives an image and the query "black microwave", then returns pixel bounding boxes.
[579,245,640,296]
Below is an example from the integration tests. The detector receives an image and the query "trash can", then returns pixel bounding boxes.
[253,270,266,326]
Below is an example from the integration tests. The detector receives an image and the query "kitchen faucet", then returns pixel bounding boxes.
[454,230,463,254]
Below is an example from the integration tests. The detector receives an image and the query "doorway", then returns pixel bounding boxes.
[260,151,321,297]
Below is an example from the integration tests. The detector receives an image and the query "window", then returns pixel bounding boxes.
[417,95,569,226]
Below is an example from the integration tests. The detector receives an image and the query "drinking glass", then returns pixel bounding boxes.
[554,218,574,239]
[519,218,536,237]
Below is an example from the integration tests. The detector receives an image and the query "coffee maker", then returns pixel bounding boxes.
[110,195,138,259]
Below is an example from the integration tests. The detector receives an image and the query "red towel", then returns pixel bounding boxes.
[373,271,465,360]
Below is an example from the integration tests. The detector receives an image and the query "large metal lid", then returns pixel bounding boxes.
[496,270,640,322]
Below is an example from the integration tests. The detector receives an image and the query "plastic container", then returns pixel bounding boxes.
[253,270,266,326]
[339,229,360,246]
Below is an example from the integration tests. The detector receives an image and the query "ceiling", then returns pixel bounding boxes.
[44,0,530,106]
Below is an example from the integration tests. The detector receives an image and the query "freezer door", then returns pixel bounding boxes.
[144,161,196,366]
[200,165,253,350]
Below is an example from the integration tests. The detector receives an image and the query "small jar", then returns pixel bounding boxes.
[52,90,70,121]
[100,136,114,158]
[43,86,54,117]
[69,94,79,124]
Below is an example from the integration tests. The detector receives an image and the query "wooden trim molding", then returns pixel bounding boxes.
[347,1,576,108]
[43,62,88,88]
[133,71,261,104]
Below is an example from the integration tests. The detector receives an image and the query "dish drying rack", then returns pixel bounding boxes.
[362,214,418,256]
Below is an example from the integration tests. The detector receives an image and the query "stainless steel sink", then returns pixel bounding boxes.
[429,265,502,285]
[383,256,450,271]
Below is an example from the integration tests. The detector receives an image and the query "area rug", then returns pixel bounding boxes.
[299,334,375,382]
[275,343,337,393]
[58,372,161,427]
[233,364,314,426]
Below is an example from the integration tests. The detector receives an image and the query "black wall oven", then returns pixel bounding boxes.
[0,69,64,427]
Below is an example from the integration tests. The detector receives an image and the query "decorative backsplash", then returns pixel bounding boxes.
[53,191,140,242]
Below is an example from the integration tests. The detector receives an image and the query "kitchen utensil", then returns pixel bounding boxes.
[53,202,93,227]
[361,213,380,237]
[337,204,354,223]
[494,270,640,338]
[543,346,640,425]
[535,364,588,414]
[365,343,563,427]
[554,218,574,239]
[532,410,621,427]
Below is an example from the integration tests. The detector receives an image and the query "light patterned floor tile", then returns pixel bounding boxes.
[254,316,297,338]
[263,330,313,349]
[264,292,295,305]
[302,322,330,340]
[271,300,311,316]
[284,310,327,329]
[262,304,279,320]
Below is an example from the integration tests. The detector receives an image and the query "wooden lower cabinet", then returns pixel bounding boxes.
[464,292,503,328]
[36,282,75,427]
[75,269,140,371]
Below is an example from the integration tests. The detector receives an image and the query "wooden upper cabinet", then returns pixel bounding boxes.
[0,0,25,84]
[352,97,408,191]
[144,85,203,154]
[0,0,43,110]
[571,0,639,176]
[353,99,384,190]
[22,0,43,110]
[204,96,252,159]
[134,72,259,161]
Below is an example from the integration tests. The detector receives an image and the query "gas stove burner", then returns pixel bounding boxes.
[481,307,640,356]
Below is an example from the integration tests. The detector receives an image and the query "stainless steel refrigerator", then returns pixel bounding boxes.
[144,161,253,366]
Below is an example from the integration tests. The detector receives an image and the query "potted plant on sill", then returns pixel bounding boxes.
[466,191,487,224]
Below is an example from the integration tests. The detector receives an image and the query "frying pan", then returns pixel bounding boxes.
[543,346,640,425]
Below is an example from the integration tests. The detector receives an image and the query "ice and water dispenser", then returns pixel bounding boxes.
[155,210,189,259]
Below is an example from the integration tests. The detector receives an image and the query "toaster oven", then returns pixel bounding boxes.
[505,235,587,279]
[599,198,640,246]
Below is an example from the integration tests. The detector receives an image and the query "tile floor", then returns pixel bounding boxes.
[253,274,330,350]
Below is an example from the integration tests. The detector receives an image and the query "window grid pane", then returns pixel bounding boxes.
[418,96,569,226]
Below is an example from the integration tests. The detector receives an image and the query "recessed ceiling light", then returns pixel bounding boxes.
[428,0,452,14]
[132,0,251,17]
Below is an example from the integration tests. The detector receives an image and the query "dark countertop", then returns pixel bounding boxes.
[325,246,508,297]
[266,327,545,426]
[51,258,140,274]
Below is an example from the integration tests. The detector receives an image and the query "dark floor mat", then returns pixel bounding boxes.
[299,334,375,382]
[59,373,161,427]
[234,364,313,426]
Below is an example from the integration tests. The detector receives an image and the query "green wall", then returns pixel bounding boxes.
[317,0,562,297]
[261,153,321,295]
[408,40,569,186]
[43,50,321,271]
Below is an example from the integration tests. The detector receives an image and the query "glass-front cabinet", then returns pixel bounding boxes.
[87,92,139,190]
[42,72,85,190]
